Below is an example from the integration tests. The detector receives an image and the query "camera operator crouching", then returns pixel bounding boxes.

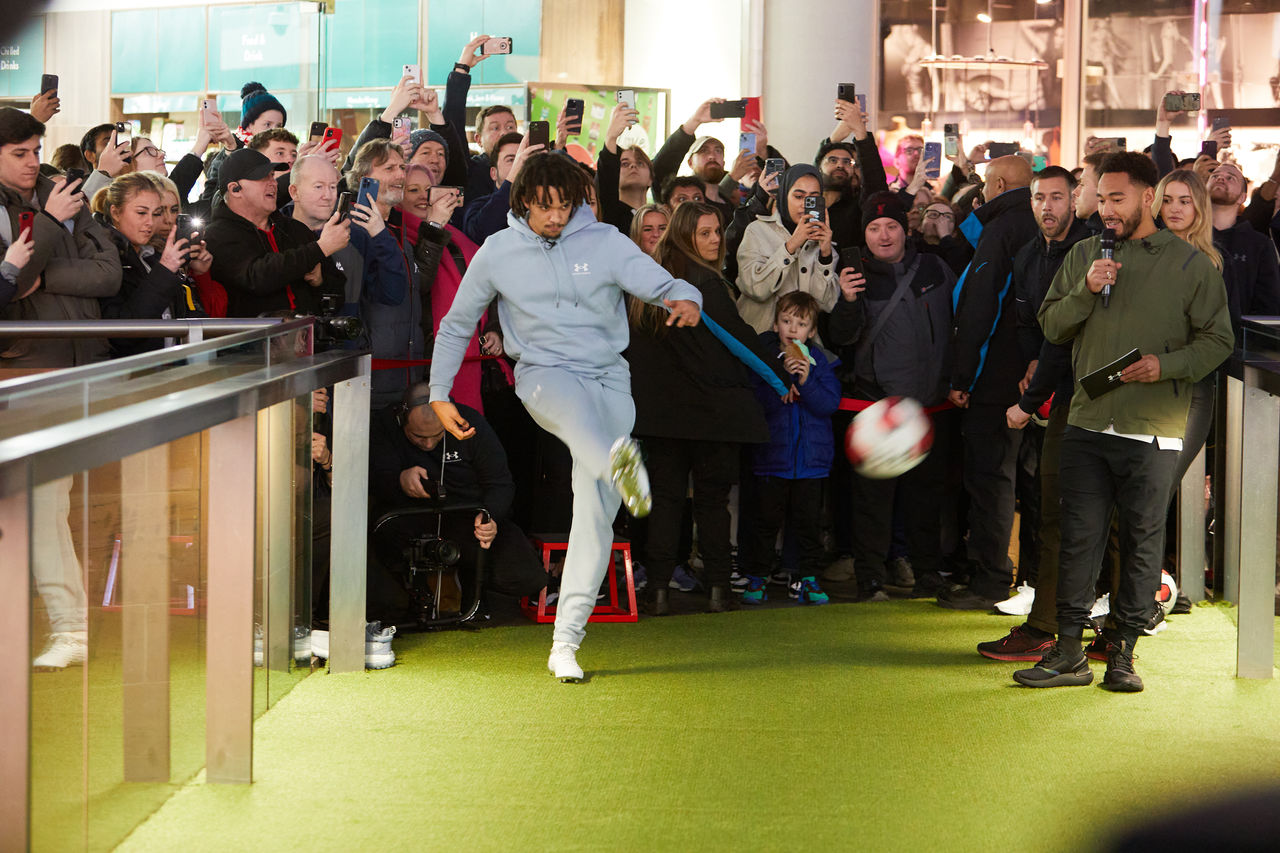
[368,383,546,625]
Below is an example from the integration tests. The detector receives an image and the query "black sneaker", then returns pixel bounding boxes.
[1012,643,1094,688]
[1101,639,1144,692]
[936,586,1004,611]
[1171,592,1192,615]
[977,625,1055,661]
[1084,633,1115,662]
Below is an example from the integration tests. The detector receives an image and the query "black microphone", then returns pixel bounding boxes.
[1100,227,1116,308]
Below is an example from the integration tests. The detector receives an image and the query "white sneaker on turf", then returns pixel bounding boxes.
[995,583,1036,616]
[547,641,583,682]
[609,436,651,517]
[1090,593,1110,620]
[310,623,396,670]
[33,631,87,670]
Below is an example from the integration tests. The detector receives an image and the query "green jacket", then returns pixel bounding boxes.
[1038,227,1233,438]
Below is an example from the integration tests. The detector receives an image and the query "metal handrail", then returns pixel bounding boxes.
[0,318,288,339]
[0,349,366,495]
[0,318,311,399]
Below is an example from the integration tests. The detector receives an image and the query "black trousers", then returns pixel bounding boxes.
[961,403,1023,598]
[850,423,946,588]
[1056,427,1179,641]
[641,437,739,589]
[1015,422,1044,585]
[744,476,825,580]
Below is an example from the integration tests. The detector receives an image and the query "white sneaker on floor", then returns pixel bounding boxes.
[609,436,651,518]
[995,583,1036,616]
[310,623,396,670]
[547,642,583,682]
[1090,593,1110,620]
[33,631,87,670]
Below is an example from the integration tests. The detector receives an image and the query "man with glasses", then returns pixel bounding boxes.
[814,96,887,248]
[915,200,972,275]
[889,135,925,197]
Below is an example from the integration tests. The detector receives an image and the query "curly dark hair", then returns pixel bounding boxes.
[509,152,593,219]
[1097,151,1159,190]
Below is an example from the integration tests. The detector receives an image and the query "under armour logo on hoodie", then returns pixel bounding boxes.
[573,262,590,275]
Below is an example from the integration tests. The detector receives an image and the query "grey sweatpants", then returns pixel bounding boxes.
[516,364,633,647]
[32,476,88,633]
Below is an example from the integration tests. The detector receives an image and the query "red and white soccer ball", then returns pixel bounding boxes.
[1156,570,1178,614]
[845,396,934,479]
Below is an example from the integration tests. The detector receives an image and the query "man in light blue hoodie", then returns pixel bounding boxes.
[429,153,703,682]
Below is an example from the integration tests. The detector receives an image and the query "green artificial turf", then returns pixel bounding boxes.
[112,601,1279,853]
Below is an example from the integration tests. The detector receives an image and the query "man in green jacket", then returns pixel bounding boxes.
[1016,152,1233,693]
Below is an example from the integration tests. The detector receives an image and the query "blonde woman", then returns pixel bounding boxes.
[628,203,668,256]
[1153,169,1221,270]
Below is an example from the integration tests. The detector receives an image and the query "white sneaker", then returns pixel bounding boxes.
[33,631,88,670]
[1090,593,1111,620]
[995,583,1036,616]
[310,623,396,670]
[547,641,583,682]
[609,436,651,518]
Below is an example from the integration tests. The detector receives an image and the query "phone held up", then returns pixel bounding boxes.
[762,157,785,192]
[944,123,960,158]
[564,98,585,134]
[40,74,58,96]
[481,36,512,55]
[709,99,748,120]
[526,120,550,150]
[803,195,825,224]
[923,141,942,179]
[356,177,380,210]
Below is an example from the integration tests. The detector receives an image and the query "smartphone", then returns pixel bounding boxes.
[481,36,513,55]
[763,157,785,190]
[709,99,748,120]
[402,63,421,83]
[1112,137,1128,151]
[356,177,379,209]
[40,73,58,95]
[308,121,327,143]
[322,126,343,150]
[18,210,34,239]
[428,185,462,205]
[1211,115,1230,133]
[855,94,868,116]
[564,98,585,133]
[114,121,132,146]
[175,213,200,255]
[63,167,85,189]
[923,141,942,179]
[1033,155,1047,170]
[336,191,354,220]
[836,83,857,105]
[739,132,756,155]
[944,123,960,158]
[987,141,1018,158]
[392,116,415,133]
[1184,92,1202,111]
[803,194,825,223]
[838,247,865,278]
[527,120,550,149]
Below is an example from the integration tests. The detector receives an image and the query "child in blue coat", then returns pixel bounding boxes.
[742,292,842,604]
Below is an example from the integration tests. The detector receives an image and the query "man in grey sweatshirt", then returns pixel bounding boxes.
[428,153,702,682]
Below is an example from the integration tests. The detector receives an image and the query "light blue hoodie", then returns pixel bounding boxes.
[429,205,703,401]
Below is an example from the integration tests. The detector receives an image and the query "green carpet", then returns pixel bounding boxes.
[115,602,1280,853]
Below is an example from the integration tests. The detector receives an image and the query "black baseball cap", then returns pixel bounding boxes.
[219,147,288,191]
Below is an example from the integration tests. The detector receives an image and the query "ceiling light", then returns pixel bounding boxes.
[977,11,992,22]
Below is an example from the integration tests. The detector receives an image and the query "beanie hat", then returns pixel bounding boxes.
[777,163,822,232]
[240,82,286,130]
[407,129,448,163]
[861,190,908,233]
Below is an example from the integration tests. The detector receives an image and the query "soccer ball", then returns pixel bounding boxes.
[845,396,933,479]
[1156,570,1178,614]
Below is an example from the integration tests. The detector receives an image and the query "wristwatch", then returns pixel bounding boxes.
[453,62,470,73]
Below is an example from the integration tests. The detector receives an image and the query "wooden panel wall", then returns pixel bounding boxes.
[539,0,625,86]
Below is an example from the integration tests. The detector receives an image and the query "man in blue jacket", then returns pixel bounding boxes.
[428,153,702,683]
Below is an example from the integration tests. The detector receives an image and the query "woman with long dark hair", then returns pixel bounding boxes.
[626,202,792,613]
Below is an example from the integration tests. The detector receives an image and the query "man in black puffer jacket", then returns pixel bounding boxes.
[940,155,1041,611]
[828,192,957,601]
[205,148,348,317]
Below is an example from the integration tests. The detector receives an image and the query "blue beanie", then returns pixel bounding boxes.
[240,82,286,130]
[407,129,447,163]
